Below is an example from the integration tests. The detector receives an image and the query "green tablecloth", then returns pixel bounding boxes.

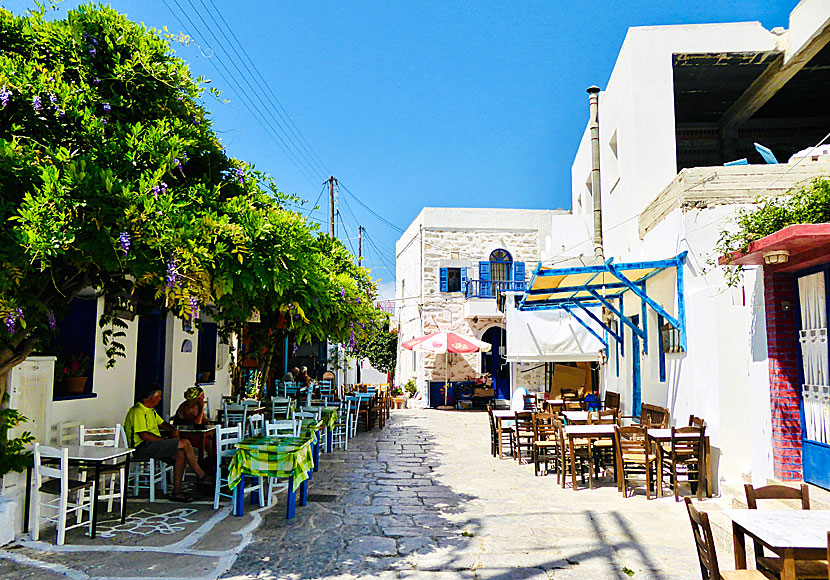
[300,418,324,439]
[320,407,338,429]
[228,435,314,492]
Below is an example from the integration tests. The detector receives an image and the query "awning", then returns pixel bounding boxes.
[519,253,688,354]
[719,223,830,273]
[505,293,603,362]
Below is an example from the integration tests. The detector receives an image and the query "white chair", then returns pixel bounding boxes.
[213,425,265,510]
[54,421,80,446]
[300,406,322,420]
[247,413,265,438]
[347,397,362,438]
[270,397,293,421]
[332,400,351,450]
[32,443,95,545]
[265,419,300,437]
[223,401,248,429]
[118,426,172,502]
[79,425,125,513]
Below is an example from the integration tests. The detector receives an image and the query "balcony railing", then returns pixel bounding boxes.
[465,279,526,299]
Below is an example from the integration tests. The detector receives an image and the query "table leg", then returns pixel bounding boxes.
[656,442,664,498]
[704,437,712,497]
[569,436,578,490]
[90,464,102,539]
[299,471,309,506]
[286,475,295,519]
[313,432,320,473]
[497,419,504,459]
[120,456,130,524]
[732,522,747,570]
[779,548,796,580]
[587,439,595,489]
[23,465,32,533]
[326,428,333,453]
[198,433,205,461]
[233,477,245,517]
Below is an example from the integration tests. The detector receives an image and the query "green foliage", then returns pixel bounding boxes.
[0,395,34,478]
[56,350,90,378]
[348,319,396,375]
[0,3,383,380]
[403,378,417,397]
[717,177,830,285]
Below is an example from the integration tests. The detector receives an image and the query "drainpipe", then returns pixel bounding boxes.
[587,86,604,262]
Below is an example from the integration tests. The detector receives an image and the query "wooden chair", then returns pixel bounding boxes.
[684,497,766,580]
[523,393,539,412]
[486,405,514,458]
[667,425,706,501]
[603,391,620,412]
[554,417,590,488]
[641,403,669,428]
[561,389,583,411]
[532,412,558,477]
[615,425,657,499]
[588,409,618,424]
[588,410,617,475]
[689,415,705,428]
[744,484,826,580]
[514,411,535,464]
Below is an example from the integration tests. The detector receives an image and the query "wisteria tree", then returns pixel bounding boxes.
[0,4,382,399]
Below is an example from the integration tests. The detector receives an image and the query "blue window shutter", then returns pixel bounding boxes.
[478,262,490,280]
[460,267,467,294]
[439,268,448,292]
[514,262,525,283]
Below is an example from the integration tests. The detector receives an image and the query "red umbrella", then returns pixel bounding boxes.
[401,331,492,407]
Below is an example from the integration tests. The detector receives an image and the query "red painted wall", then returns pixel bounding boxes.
[763,269,803,480]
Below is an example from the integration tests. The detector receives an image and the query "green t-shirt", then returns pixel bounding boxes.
[124,402,163,447]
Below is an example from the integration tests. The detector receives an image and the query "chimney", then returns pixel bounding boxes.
[587,86,604,262]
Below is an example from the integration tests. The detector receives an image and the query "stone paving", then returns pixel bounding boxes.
[222,409,705,580]
[0,408,713,579]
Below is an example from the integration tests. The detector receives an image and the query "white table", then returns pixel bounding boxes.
[25,445,133,539]
[492,410,516,459]
[562,424,617,490]
[724,509,830,580]
[561,411,590,423]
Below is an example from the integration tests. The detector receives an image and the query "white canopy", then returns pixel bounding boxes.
[505,293,604,362]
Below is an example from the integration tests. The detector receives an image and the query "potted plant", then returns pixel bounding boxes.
[59,352,92,394]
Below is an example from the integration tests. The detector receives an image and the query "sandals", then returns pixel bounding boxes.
[169,492,193,503]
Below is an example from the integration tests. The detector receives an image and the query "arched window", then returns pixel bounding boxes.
[489,249,513,282]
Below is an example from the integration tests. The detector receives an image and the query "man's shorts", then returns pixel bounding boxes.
[132,438,179,463]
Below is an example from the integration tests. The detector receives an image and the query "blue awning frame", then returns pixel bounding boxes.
[518,252,688,354]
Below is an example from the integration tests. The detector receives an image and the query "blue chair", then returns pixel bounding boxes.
[754,142,778,164]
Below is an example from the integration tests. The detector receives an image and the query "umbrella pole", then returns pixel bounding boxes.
[445,353,449,407]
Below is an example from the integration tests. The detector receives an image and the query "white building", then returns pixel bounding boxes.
[395,207,591,404]
[530,0,830,491]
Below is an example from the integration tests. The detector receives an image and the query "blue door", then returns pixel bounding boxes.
[482,327,510,399]
[631,318,641,416]
[135,311,167,410]
[796,270,830,490]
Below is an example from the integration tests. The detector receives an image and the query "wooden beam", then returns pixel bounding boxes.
[720,22,830,130]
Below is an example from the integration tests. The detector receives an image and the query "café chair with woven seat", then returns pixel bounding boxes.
[79,424,126,513]
[213,425,265,509]
[532,412,559,476]
[743,483,826,579]
[615,425,657,499]
[684,497,766,580]
[603,391,621,412]
[554,417,590,488]
[32,443,96,545]
[332,400,351,449]
[269,397,293,421]
[486,405,514,458]
[514,411,535,464]
[667,425,706,501]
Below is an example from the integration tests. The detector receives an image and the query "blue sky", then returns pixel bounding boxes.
[2,1,794,297]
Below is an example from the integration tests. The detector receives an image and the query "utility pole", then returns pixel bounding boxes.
[326,175,337,237]
[358,226,363,262]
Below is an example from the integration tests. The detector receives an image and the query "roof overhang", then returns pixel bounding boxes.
[719,223,830,273]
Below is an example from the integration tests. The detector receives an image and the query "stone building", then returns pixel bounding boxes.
[395,207,588,402]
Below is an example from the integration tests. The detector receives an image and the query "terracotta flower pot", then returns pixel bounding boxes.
[65,376,88,394]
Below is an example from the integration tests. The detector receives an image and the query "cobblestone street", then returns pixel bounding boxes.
[224,409,703,580]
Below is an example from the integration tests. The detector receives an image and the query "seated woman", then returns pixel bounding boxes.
[173,386,210,428]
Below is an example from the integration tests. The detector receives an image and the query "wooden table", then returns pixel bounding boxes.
[543,399,565,412]
[492,410,516,459]
[647,428,711,498]
[24,445,133,539]
[178,426,216,460]
[725,509,830,580]
[561,411,590,424]
[563,424,617,490]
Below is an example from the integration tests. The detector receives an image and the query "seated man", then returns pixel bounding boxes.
[173,386,210,427]
[124,385,206,502]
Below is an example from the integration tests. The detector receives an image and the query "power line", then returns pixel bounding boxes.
[307,184,327,219]
[338,181,405,234]
[164,0,323,189]
[336,211,356,255]
[205,0,331,177]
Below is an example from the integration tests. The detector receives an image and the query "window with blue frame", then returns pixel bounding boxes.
[477,249,525,297]
[53,298,98,399]
[439,267,467,293]
[196,322,218,384]
[489,249,512,282]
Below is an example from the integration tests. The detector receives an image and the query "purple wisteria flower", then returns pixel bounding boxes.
[4,313,15,334]
[119,231,131,255]
[161,182,168,193]
[32,95,42,111]
[174,158,184,176]
[89,47,96,56]
[166,259,180,289]
[49,93,57,104]
[93,78,101,85]
[152,185,160,196]
[102,102,111,112]
[339,288,346,298]
[101,117,107,125]
[235,166,244,185]
[292,343,299,355]
[189,297,199,319]
[47,310,56,331]
[57,109,65,117]
[0,86,11,108]
[348,331,356,349]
